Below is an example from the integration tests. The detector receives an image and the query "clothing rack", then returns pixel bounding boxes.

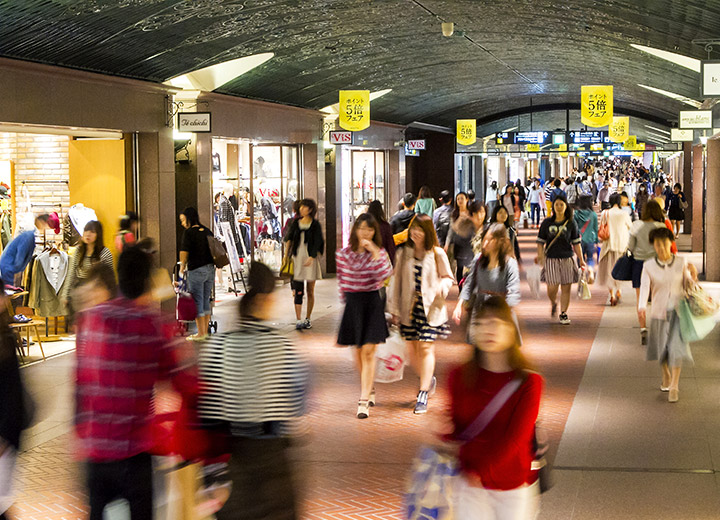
[21,180,69,185]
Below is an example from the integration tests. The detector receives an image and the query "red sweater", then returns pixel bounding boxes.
[447,366,543,490]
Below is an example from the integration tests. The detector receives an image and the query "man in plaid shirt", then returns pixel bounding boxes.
[75,246,195,520]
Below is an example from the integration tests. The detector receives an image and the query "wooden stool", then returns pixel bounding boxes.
[10,320,46,360]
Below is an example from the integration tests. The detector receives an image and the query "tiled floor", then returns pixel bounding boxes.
[10,227,699,519]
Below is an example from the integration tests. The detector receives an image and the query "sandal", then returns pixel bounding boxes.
[357,400,370,419]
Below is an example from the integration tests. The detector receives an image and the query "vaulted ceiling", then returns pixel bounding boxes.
[0,0,718,130]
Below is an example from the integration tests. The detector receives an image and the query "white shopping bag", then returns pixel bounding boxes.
[527,264,542,299]
[375,330,406,383]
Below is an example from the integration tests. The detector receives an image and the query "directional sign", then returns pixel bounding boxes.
[568,131,606,144]
[407,139,426,150]
[329,130,353,145]
[495,131,551,145]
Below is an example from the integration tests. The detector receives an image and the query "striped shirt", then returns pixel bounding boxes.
[197,320,309,438]
[335,246,393,295]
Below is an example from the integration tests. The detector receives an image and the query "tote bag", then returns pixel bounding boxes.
[677,299,717,343]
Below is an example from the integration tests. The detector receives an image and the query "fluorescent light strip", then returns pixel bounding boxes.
[637,84,703,108]
[320,89,393,115]
[645,125,671,136]
[165,53,274,91]
[645,132,670,143]
[630,44,701,73]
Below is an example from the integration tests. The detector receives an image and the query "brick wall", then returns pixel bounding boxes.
[0,132,70,219]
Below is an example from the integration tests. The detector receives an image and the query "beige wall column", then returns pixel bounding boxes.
[137,129,177,285]
[682,143,692,235]
[195,133,213,227]
[691,144,704,253]
[498,157,508,187]
[706,139,720,281]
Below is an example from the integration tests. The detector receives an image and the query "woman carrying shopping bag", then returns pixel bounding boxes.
[639,227,693,403]
[336,213,394,419]
[387,215,454,415]
[446,296,543,520]
[597,194,632,306]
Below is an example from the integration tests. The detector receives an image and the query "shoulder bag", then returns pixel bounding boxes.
[207,235,230,269]
[598,211,610,241]
[611,251,634,281]
[393,215,416,246]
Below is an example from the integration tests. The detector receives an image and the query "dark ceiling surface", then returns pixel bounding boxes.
[0,0,718,128]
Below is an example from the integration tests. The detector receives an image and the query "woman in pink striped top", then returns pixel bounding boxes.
[336,213,394,419]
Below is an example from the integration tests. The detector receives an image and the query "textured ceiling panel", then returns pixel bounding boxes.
[0,0,718,127]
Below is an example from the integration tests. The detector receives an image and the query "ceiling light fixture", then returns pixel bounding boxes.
[644,125,671,135]
[637,84,703,108]
[645,132,670,143]
[630,44,701,73]
[442,22,454,37]
[320,89,393,117]
[164,53,274,92]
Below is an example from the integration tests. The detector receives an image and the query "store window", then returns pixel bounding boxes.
[349,150,386,219]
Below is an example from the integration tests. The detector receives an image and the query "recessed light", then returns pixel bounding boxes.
[630,44,700,73]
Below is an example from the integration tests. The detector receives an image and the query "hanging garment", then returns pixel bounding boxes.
[66,204,99,245]
[0,212,12,249]
[28,250,69,317]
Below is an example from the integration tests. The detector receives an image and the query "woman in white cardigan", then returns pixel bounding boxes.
[388,214,454,415]
[597,193,632,305]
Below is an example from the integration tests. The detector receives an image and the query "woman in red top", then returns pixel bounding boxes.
[447,296,543,519]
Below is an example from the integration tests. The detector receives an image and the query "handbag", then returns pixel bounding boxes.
[598,211,610,241]
[279,254,294,280]
[677,298,717,343]
[207,235,230,269]
[393,215,416,246]
[577,269,592,300]
[405,377,545,520]
[611,251,634,281]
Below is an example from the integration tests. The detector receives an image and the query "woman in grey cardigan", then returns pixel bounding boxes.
[452,223,521,324]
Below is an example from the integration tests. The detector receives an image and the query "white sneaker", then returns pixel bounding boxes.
[559,312,571,325]
[295,321,304,330]
[303,318,312,329]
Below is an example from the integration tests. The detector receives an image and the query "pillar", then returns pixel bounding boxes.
[195,133,213,227]
[706,138,720,281]
[691,144,704,253]
[498,157,508,187]
[682,142,693,235]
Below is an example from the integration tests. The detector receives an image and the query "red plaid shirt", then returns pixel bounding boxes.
[75,298,196,462]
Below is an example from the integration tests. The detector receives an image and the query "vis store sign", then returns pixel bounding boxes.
[178,112,211,133]
[581,85,613,128]
[407,139,426,150]
[329,131,353,145]
[679,110,713,129]
[339,90,370,132]
[457,119,476,146]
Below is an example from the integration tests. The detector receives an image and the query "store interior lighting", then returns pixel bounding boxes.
[164,53,274,92]
[644,125,671,136]
[320,89,393,119]
[630,44,701,73]
[637,84,702,108]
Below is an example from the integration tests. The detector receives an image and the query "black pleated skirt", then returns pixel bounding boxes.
[337,290,389,346]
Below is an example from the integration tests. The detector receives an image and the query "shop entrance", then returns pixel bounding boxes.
[349,150,386,220]
[210,138,302,274]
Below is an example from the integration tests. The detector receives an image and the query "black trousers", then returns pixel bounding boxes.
[87,452,153,520]
[217,437,297,520]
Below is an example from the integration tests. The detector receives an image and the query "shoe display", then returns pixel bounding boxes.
[559,312,571,325]
[357,400,370,419]
[303,318,312,329]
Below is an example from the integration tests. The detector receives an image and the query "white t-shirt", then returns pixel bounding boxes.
[528,187,541,204]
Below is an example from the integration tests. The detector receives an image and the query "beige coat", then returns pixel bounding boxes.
[599,207,632,260]
[387,246,455,327]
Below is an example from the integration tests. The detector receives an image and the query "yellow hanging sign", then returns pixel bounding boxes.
[624,135,637,150]
[558,143,568,157]
[581,85,613,128]
[457,119,476,146]
[527,144,540,152]
[338,90,370,131]
[609,116,629,143]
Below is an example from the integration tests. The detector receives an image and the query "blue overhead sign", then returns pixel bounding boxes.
[568,130,606,144]
[495,131,551,145]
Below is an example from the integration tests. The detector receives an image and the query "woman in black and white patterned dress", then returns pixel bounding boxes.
[388,215,454,415]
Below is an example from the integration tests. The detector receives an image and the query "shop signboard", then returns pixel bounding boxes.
[608,116,629,143]
[670,128,694,142]
[339,90,370,131]
[679,110,713,129]
[178,112,211,133]
[407,139,426,150]
[581,85,613,127]
[701,61,720,97]
[568,130,606,145]
[329,130,353,145]
[624,135,637,150]
[456,119,476,146]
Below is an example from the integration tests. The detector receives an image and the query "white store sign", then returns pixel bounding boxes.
[329,131,353,145]
[670,128,694,142]
[177,112,211,133]
[701,61,720,97]
[679,110,713,129]
[407,139,426,150]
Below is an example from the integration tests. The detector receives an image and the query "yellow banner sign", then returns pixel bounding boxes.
[609,116,629,143]
[636,143,645,151]
[527,144,540,152]
[624,135,637,150]
[457,119,476,146]
[581,85,613,128]
[338,90,370,131]
[558,143,568,158]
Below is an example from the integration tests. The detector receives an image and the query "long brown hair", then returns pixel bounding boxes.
[349,213,382,251]
[406,214,438,251]
[478,223,511,270]
[77,220,106,264]
[463,296,533,386]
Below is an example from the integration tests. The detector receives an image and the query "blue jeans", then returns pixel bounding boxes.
[530,203,541,226]
[186,264,214,316]
[581,241,596,266]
